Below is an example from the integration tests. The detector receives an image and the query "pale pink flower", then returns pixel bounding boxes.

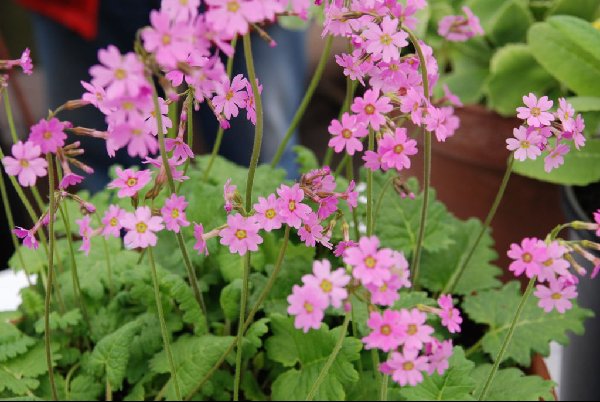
[302,259,350,308]
[59,173,84,190]
[205,0,260,37]
[557,98,575,132]
[351,89,393,131]
[366,274,403,306]
[89,46,148,98]
[544,144,570,172]
[517,93,554,127]
[507,237,546,278]
[438,6,484,42]
[506,126,542,161]
[108,115,159,158]
[13,227,38,250]
[29,118,69,154]
[363,16,408,63]
[386,348,429,387]
[212,74,248,120]
[537,240,570,283]
[1,141,48,187]
[298,212,325,248]
[161,194,190,233]
[101,205,126,238]
[317,196,339,220]
[535,278,578,313]
[343,236,393,287]
[107,168,152,198]
[244,78,263,125]
[276,184,312,229]
[81,80,110,114]
[165,135,194,161]
[328,113,368,155]
[399,308,434,350]
[378,128,418,171]
[76,215,93,256]
[334,240,357,258]
[363,310,405,352]
[363,150,383,172]
[142,10,191,68]
[122,206,164,249]
[193,223,209,256]
[161,0,200,21]
[571,114,586,150]
[219,214,263,256]
[287,284,328,333]
[426,339,453,376]
[254,194,283,231]
[224,178,237,213]
[438,295,463,334]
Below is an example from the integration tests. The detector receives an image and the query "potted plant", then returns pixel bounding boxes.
[1,1,599,400]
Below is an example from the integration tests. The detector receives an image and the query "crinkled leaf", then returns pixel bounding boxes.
[472,364,555,401]
[220,279,242,321]
[0,342,61,396]
[242,318,270,359]
[34,309,81,334]
[68,374,103,401]
[0,323,35,362]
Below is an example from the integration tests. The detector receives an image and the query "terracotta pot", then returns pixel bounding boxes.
[408,105,565,275]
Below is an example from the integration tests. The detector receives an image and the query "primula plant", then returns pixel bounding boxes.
[1,0,599,401]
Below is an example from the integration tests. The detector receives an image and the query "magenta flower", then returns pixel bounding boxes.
[317,196,339,220]
[426,339,453,376]
[287,284,328,333]
[142,10,190,69]
[276,184,312,229]
[244,78,263,125]
[363,16,408,63]
[254,194,283,231]
[2,141,48,187]
[18,48,33,75]
[366,274,403,307]
[59,173,84,190]
[108,115,159,158]
[29,118,69,154]
[165,135,194,161]
[212,74,248,120]
[328,113,369,155]
[517,94,554,127]
[76,216,93,256]
[508,237,547,278]
[537,240,570,283]
[399,308,434,350]
[363,310,405,352]
[595,210,600,237]
[343,236,393,287]
[334,240,357,258]
[122,206,164,249]
[438,6,484,42]
[161,194,190,233]
[557,98,575,131]
[363,150,383,172]
[438,295,463,334]
[162,0,200,22]
[386,348,429,387]
[379,128,418,171]
[535,278,578,313]
[298,212,325,248]
[193,223,209,256]
[81,80,110,114]
[89,45,148,98]
[544,144,570,173]
[219,214,263,256]
[13,227,38,250]
[302,259,350,308]
[351,89,393,131]
[506,126,542,161]
[205,0,259,37]
[101,205,126,238]
[107,168,152,198]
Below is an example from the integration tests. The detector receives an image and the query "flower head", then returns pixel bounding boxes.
[13,226,38,250]
[302,260,350,308]
[363,310,406,352]
[29,118,69,154]
[102,205,126,238]
[438,295,463,334]
[287,285,328,333]
[276,184,312,229]
[254,194,283,231]
[343,236,393,287]
[506,126,542,161]
[378,128,418,171]
[1,141,48,187]
[386,348,429,387]
[122,206,164,249]
[517,94,554,127]
[535,278,578,313]
[351,90,393,131]
[328,113,369,155]
[193,223,209,256]
[161,194,190,233]
[219,214,263,256]
[107,168,152,198]
[76,216,93,256]
[399,308,434,350]
[508,237,546,278]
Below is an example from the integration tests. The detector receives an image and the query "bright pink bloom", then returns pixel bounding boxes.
[244,78,263,125]
[386,348,429,387]
[351,90,392,131]
[254,194,283,231]
[81,80,110,114]
[438,6,484,42]
[334,240,357,258]
[557,98,575,132]
[193,223,209,256]
[76,215,93,256]
[107,168,152,198]
[161,0,200,21]
[328,113,368,155]
[276,184,312,229]
[544,144,570,173]
[161,194,190,233]
[142,10,190,68]
[108,115,159,158]
[438,295,463,334]
[517,94,554,127]
[366,274,403,306]
[363,310,405,352]
[89,46,148,98]
[426,339,453,376]
[535,278,578,313]
[537,240,570,283]
[400,87,425,124]
[595,210,600,237]
[506,126,542,161]
[508,237,546,278]
[363,150,383,172]
[29,118,69,154]
[570,114,586,150]
[18,48,33,75]
[101,205,126,238]
[121,206,164,249]
[302,259,350,308]
[59,173,84,190]
[219,214,263,256]
[224,178,237,213]
[205,0,260,37]
[165,135,194,161]
[298,212,325,248]
[399,308,434,350]
[389,250,411,287]
[317,196,339,220]
[363,16,408,63]
[212,74,248,120]
[343,236,393,287]
[1,141,48,187]
[13,227,38,250]
[287,284,328,333]
[378,128,418,171]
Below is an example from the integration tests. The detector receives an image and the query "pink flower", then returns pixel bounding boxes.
[363,16,408,63]
[1,141,48,187]
[363,150,383,172]
[161,0,200,21]
[76,216,93,256]
[142,10,191,69]
[254,194,283,231]
[101,205,126,238]
[506,126,542,161]
[287,285,328,333]
[108,115,159,158]
[276,184,312,229]
[386,348,429,387]
[334,240,357,258]
[535,278,578,313]
[224,178,237,213]
[508,237,547,278]
[165,135,194,161]
[438,295,463,334]
[81,80,110,114]
[107,168,152,198]
[426,339,453,376]
[544,144,570,173]
[59,173,84,190]
[212,74,248,120]
[161,194,190,233]
[302,259,350,308]
[438,6,484,42]
[537,240,570,282]
[351,89,392,131]
[219,214,263,256]
[378,128,418,171]
[298,212,325,248]
[89,46,148,98]
[343,236,393,287]
[193,223,209,256]
[28,118,69,154]
[205,0,260,37]
[366,274,403,306]
[595,210,600,237]
[13,227,38,250]
[363,310,405,352]
[121,206,164,249]
[317,196,339,220]
[244,78,263,125]
[516,93,554,127]
[18,48,33,75]
[557,98,575,131]
[399,308,434,350]
[328,113,368,155]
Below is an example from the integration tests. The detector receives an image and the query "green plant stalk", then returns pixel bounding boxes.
[366,130,375,235]
[167,100,178,139]
[406,29,431,288]
[271,35,334,168]
[178,93,195,192]
[478,276,536,400]
[185,226,291,401]
[202,36,238,182]
[3,90,19,143]
[95,214,115,297]
[346,159,361,240]
[380,370,390,401]
[148,247,182,401]
[323,77,358,167]
[0,166,29,277]
[44,155,59,401]
[443,155,515,294]
[305,312,352,401]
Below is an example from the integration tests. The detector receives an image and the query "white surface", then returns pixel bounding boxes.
[0,270,34,311]
[546,342,563,392]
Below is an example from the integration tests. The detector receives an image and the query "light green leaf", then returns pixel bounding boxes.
[34,309,81,334]
[472,365,555,401]
[220,279,242,321]
[566,96,600,112]
[0,342,61,396]
[242,318,270,359]
[466,0,533,46]
[0,323,35,362]
[547,0,600,21]
[294,145,319,174]
[68,375,103,401]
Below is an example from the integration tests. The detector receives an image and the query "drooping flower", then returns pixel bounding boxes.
[276,184,312,229]
[535,278,578,313]
[223,178,238,213]
[287,284,328,333]
[328,112,369,155]
[107,168,152,198]
[13,227,38,250]
[101,205,126,238]
[28,118,69,154]
[122,206,165,249]
[219,214,263,256]
[386,348,430,387]
[59,173,85,190]
[398,308,434,350]
[506,126,542,161]
[438,6,484,42]
[507,237,546,278]
[1,141,48,187]
[302,259,350,308]
[351,89,393,131]
[557,98,575,132]
[76,216,93,256]
[438,295,463,334]
[193,223,209,256]
[516,93,554,127]
[161,194,190,233]
[165,135,194,161]
[254,194,283,232]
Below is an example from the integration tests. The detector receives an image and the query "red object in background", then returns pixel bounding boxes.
[18,0,100,40]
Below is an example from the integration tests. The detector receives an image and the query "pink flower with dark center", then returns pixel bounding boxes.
[302,259,350,308]
[165,135,194,161]
[506,126,542,161]
[343,236,394,287]
[351,89,393,131]
[60,173,84,190]
[537,240,570,283]
[298,212,326,248]
[535,278,578,313]
[386,348,430,387]
[76,215,93,256]
[276,183,312,229]
[426,339,453,376]
[366,274,403,306]
[517,93,554,127]
[287,284,328,333]
[161,194,190,233]
[13,227,38,250]
[363,16,408,63]
[363,310,406,352]
[254,194,283,231]
[142,10,191,68]
[378,128,418,171]
[89,46,148,98]
[399,308,434,350]
[328,112,369,155]
[107,168,152,198]
[2,141,48,187]
[122,206,164,249]
[507,237,546,278]
[29,118,69,154]
[544,144,570,173]
[212,74,248,120]
[193,223,209,256]
[219,214,263,256]
[438,295,463,334]
[101,205,126,238]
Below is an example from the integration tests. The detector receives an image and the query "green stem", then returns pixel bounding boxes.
[306,313,352,401]
[443,155,515,294]
[380,372,390,401]
[271,35,334,168]
[366,130,375,235]
[178,93,195,192]
[95,214,114,298]
[0,164,29,276]
[478,277,536,400]
[148,247,182,401]
[346,160,361,240]
[3,90,19,143]
[44,155,58,401]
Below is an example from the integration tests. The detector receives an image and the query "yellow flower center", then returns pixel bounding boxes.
[403,362,415,371]
[171,209,180,219]
[110,218,118,227]
[543,258,553,267]
[136,222,148,233]
[227,1,240,12]
[551,293,562,300]
[162,34,172,46]
[320,279,333,293]
[235,229,247,240]
[132,129,143,136]
[225,90,234,101]
[365,104,376,115]
[522,252,533,263]
[123,101,135,110]
[180,0,188,4]
[394,144,404,154]
[342,129,353,139]
[304,302,314,313]
[43,131,53,140]
[365,256,376,269]
[380,34,392,46]
[288,200,296,212]
[265,209,276,219]
[531,107,541,117]
[19,159,30,168]
[407,324,417,336]
[115,68,127,80]
[379,283,388,292]
[520,140,530,149]
[127,178,138,187]
[380,324,392,336]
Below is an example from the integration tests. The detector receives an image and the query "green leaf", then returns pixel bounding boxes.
[400,347,477,401]
[443,68,489,105]
[0,342,61,396]
[220,279,242,321]
[216,251,245,282]
[486,44,558,116]
[294,145,319,174]
[471,365,555,401]
[419,218,502,295]
[463,282,594,366]
[547,0,600,21]
[162,272,208,335]
[34,309,82,334]
[466,0,533,46]
[242,318,270,360]
[528,16,600,97]
[0,323,35,362]
[266,315,361,401]
[394,291,437,310]
[566,96,600,112]
[8,246,46,275]
[68,375,103,401]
